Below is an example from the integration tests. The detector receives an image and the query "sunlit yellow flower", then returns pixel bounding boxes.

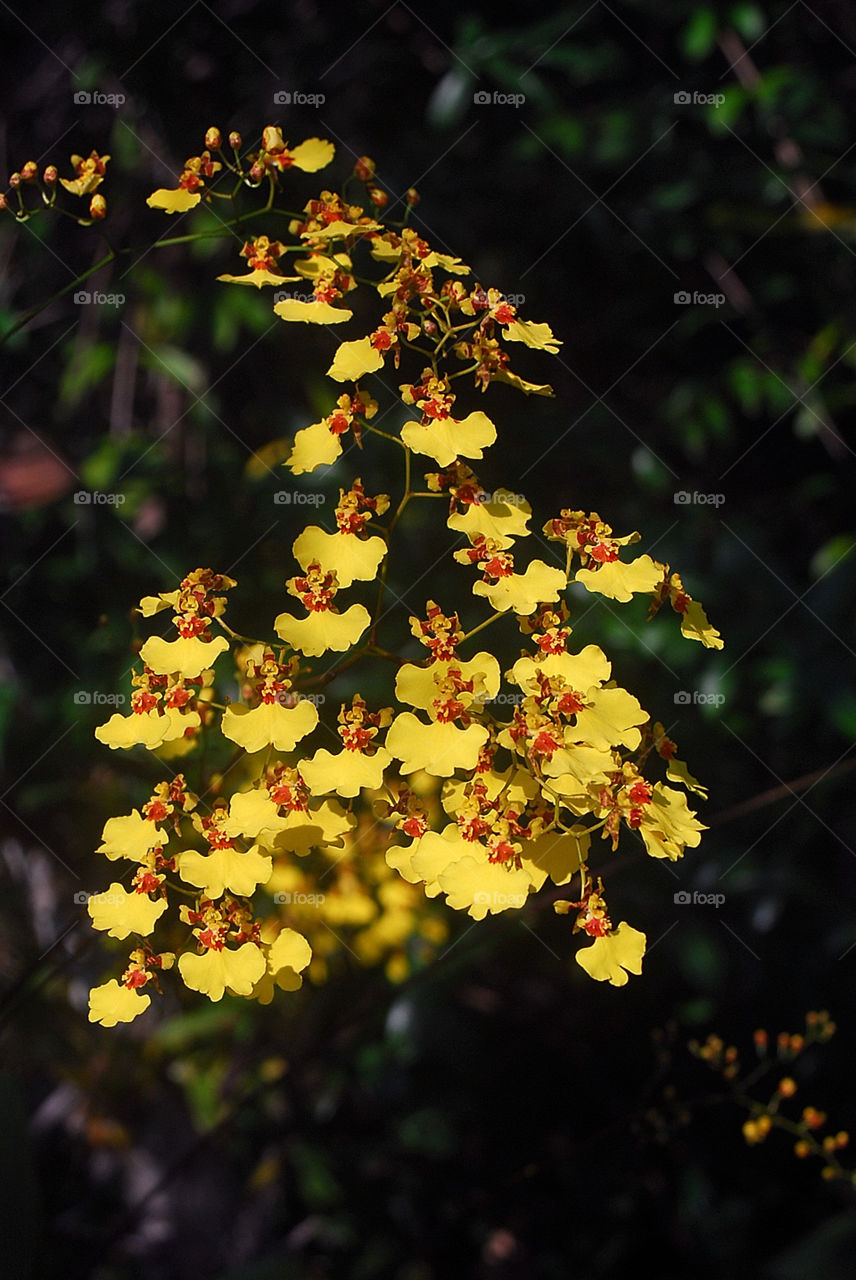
[575,922,646,986]
[96,810,166,862]
[88,979,150,1026]
[178,942,267,1001]
[87,883,167,940]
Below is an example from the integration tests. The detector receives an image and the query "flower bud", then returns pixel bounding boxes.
[43,165,58,185]
[0,193,7,210]
[8,172,21,189]
[89,193,107,220]
[354,155,375,182]
[228,131,242,150]
[21,161,38,182]
[249,161,265,183]
[778,1077,797,1098]
[367,186,388,209]
[405,187,420,206]
[205,127,221,150]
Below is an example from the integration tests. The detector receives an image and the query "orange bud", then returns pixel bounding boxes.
[0,193,7,210]
[778,1077,797,1098]
[228,131,242,150]
[89,193,106,220]
[8,172,21,189]
[21,161,38,182]
[43,165,58,185]
[367,186,388,209]
[405,187,420,206]
[354,155,375,182]
[794,1140,810,1158]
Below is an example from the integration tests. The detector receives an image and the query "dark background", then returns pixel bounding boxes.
[2,1,856,1276]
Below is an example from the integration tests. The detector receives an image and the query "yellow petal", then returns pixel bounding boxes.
[304,218,382,239]
[385,713,488,777]
[570,687,647,752]
[394,653,501,711]
[266,800,355,855]
[407,824,471,895]
[666,757,708,798]
[299,746,392,798]
[576,922,646,986]
[274,603,370,657]
[178,943,266,1001]
[400,411,496,466]
[447,495,531,548]
[287,420,345,474]
[139,634,230,678]
[222,789,284,840]
[473,561,566,614]
[288,138,336,172]
[510,645,611,695]
[575,555,663,602]
[502,318,562,353]
[268,927,312,974]
[491,367,554,396]
[88,979,151,1026]
[639,784,705,861]
[438,853,534,919]
[519,827,590,890]
[680,599,724,649]
[138,591,178,616]
[95,709,176,751]
[217,268,301,289]
[221,700,318,753]
[326,337,385,382]
[273,298,353,323]
[97,810,165,861]
[292,526,386,588]
[87,883,167,940]
[178,845,272,897]
[146,188,202,214]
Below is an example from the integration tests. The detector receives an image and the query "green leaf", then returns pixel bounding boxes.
[682,9,718,61]
[58,341,114,411]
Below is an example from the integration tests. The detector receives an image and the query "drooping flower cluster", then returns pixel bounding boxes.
[84,129,723,1025]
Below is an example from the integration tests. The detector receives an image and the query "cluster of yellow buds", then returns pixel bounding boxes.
[691,1011,851,1183]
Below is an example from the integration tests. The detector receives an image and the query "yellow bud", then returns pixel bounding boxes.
[89,193,106,220]
[794,1140,810,1158]
[778,1077,797,1098]
[205,127,221,150]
